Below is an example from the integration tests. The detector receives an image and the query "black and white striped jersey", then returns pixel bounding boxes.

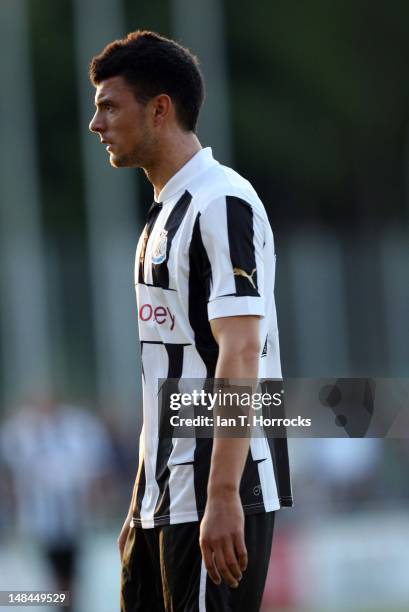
[0,404,112,543]
[131,147,293,528]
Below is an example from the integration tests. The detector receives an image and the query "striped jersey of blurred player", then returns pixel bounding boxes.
[89,30,292,612]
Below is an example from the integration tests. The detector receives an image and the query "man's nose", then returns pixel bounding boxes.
[89,112,102,133]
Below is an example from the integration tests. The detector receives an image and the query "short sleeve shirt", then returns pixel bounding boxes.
[132,148,293,528]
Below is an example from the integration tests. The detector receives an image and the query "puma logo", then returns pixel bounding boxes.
[233,267,257,289]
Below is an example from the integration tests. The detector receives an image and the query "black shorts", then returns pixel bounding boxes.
[120,511,275,612]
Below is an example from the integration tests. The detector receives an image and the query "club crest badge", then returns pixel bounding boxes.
[152,229,168,264]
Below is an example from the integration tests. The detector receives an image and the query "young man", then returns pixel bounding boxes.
[89,30,292,612]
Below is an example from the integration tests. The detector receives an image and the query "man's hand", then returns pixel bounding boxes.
[118,513,132,560]
[199,489,248,588]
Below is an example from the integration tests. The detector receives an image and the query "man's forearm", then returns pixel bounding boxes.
[208,437,250,496]
[200,316,261,587]
[207,345,259,497]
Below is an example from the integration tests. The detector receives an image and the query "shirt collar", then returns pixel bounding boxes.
[156,147,218,203]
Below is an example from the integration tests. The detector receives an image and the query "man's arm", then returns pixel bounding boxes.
[199,314,260,589]
[117,468,139,558]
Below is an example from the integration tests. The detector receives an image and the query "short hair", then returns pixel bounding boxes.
[89,30,205,132]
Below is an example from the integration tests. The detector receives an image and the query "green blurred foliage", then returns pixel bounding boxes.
[225,0,409,224]
[27,0,409,228]
[27,0,94,391]
[124,0,171,38]
[28,0,84,232]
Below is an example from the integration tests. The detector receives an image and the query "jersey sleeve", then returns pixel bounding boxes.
[198,195,266,320]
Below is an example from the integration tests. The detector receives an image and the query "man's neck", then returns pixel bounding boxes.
[144,132,202,201]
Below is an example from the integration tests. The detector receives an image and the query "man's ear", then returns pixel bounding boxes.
[151,94,172,126]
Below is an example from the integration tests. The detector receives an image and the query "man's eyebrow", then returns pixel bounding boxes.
[94,97,115,107]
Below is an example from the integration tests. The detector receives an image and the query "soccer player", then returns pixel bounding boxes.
[89,30,293,612]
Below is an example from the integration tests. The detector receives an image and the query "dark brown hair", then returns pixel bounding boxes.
[89,30,205,132]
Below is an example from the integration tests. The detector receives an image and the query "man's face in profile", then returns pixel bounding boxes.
[89,75,154,168]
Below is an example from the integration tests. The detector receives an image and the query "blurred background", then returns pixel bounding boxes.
[1,0,409,610]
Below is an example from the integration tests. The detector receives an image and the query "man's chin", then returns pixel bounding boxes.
[109,153,136,168]
[109,154,124,168]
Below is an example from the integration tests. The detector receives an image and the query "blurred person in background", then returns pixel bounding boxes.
[0,396,115,611]
[89,30,292,612]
